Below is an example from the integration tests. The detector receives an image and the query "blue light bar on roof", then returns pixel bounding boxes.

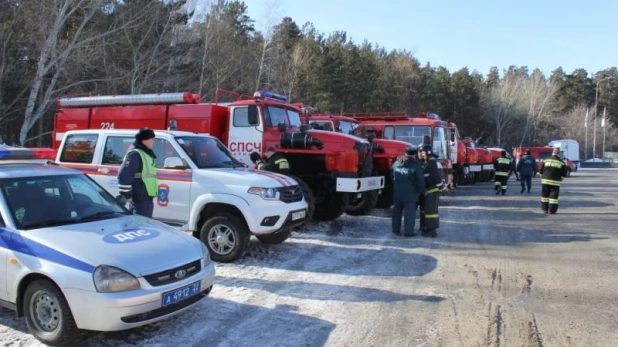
[259,91,288,102]
[0,145,56,160]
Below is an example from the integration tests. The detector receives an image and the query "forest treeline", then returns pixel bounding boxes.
[1,0,616,157]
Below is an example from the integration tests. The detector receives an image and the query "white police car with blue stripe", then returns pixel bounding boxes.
[0,145,215,345]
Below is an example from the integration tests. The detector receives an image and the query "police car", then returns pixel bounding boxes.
[0,146,215,345]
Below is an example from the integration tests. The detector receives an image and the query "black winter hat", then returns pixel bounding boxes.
[136,127,155,142]
[501,150,507,156]
[525,149,531,155]
[405,146,417,155]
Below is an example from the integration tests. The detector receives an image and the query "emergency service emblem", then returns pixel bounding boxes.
[157,184,170,207]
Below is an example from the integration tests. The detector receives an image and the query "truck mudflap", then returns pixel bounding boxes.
[336,176,385,193]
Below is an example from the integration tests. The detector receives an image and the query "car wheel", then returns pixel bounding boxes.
[566,168,571,177]
[200,212,250,263]
[23,279,82,346]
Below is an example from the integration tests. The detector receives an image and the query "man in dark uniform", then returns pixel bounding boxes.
[493,150,511,195]
[418,145,444,238]
[517,149,537,193]
[391,146,425,237]
[540,147,568,214]
[118,128,158,218]
[251,147,290,175]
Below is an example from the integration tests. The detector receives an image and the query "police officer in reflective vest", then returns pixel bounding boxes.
[540,147,568,214]
[118,128,158,218]
[253,147,290,175]
[418,145,444,237]
[493,150,511,195]
[391,146,425,237]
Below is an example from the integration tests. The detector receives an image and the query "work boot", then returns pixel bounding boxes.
[403,232,417,237]
[495,189,500,195]
[501,190,506,195]
[527,188,531,193]
[520,187,525,193]
[422,229,437,237]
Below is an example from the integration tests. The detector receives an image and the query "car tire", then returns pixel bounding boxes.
[23,279,82,346]
[289,175,314,226]
[255,229,292,244]
[345,190,379,216]
[566,168,571,177]
[200,212,250,263]
[313,192,349,221]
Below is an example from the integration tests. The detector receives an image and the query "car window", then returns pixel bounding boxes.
[59,134,98,164]
[0,174,128,230]
[102,136,134,165]
[152,139,182,168]
[233,107,254,127]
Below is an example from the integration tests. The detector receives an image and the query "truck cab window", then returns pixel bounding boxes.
[102,136,134,165]
[384,126,394,140]
[59,134,98,164]
[264,106,301,128]
[233,107,256,127]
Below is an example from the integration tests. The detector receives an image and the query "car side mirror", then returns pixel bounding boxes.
[248,105,259,125]
[299,124,310,134]
[277,122,287,132]
[164,157,189,169]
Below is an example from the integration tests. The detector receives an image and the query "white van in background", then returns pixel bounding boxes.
[548,139,580,170]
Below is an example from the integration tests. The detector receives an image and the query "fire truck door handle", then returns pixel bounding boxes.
[98,168,109,174]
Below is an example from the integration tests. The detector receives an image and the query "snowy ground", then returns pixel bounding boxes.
[2,170,618,346]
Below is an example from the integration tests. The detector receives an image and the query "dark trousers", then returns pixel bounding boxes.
[541,184,560,214]
[419,191,440,231]
[520,174,532,191]
[132,199,154,218]
[392,200,417,236]
[494,174,508,194]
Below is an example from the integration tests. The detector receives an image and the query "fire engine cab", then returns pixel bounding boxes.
[305,112,410,210]
[52,91,384,222]
[341,112,454,189]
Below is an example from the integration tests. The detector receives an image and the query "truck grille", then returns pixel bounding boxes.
[278,185,303,203]
[143,259,201,287]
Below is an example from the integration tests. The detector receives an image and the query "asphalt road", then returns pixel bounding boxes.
[1,169,616,346]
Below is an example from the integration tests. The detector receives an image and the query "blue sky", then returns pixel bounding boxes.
[237,0,617,77]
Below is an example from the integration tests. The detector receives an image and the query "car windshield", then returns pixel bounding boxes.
[175,136,245,169]
[264,106,302,128]
[0,174,129,230]
[394,125,431,146]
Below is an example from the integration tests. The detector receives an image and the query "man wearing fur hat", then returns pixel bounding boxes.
[118,127,159,218]
[391,146,425,237]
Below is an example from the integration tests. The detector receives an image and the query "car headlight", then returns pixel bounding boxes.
[93,265,140,293]
[201,242,212,266]
[248,187,280,200]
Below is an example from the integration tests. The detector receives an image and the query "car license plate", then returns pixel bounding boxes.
[162,281,201,306]
[292,210,306,221]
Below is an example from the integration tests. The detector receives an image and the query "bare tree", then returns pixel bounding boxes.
[17,0,150,145]
[485,73,525,146]
[255,0,282,90]
[519,69,558,146]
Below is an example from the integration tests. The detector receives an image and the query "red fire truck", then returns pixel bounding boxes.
[52,91,385,222]
[338,112,454,189]
[302,112,410,210]
[447,120,499,185]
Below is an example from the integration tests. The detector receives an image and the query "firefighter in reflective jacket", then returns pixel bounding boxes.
[250,147,290,175]
[418,145,444,238]
[493,150,511,195]
[540,147,568,214]
[118,128,158,218]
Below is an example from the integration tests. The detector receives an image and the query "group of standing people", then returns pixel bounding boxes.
[492,147,568,214]
[390,144,444,238]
